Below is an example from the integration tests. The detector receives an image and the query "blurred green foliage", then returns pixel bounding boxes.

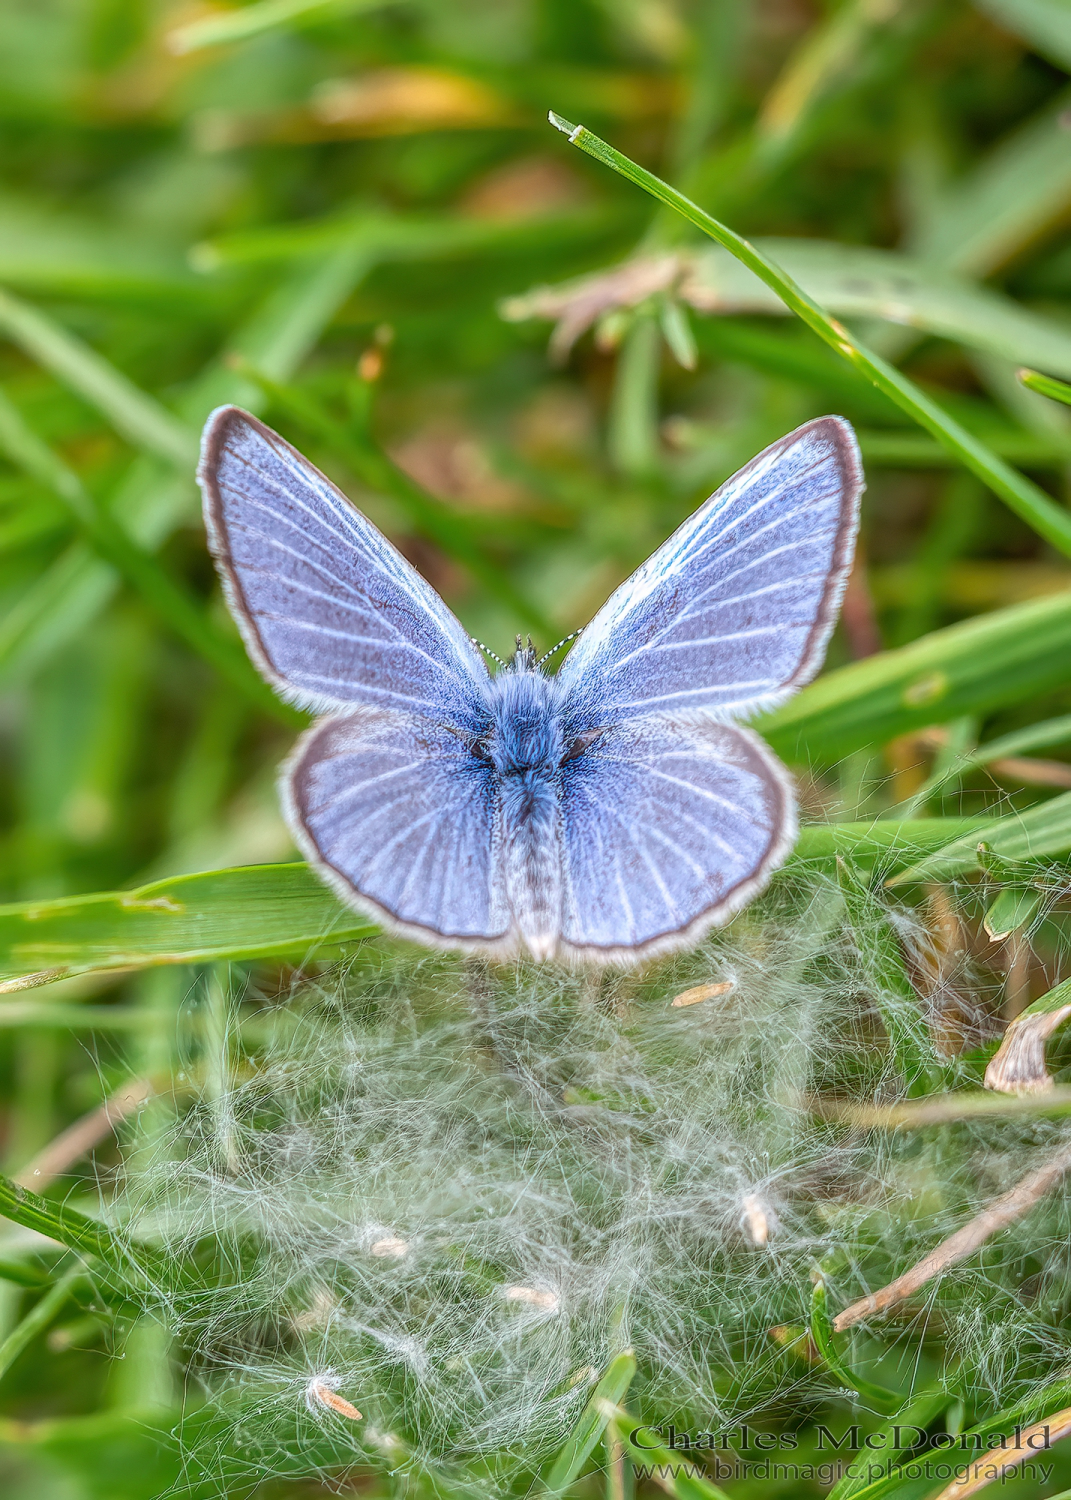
[0,0,1071,1495]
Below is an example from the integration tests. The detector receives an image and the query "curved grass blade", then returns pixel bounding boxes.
[0,1264,85,1382]
[0,863,377,990]
[0,1259,50,1289]
[974,0,1071,72]
[0,241,376,684]
[825,1388,952,1499]
[0,1174,164,1289]
[984,975,1071,1094]
[760,591,1071,763]
[505,241,1071,384]
[547,113,1071,558]
[612,1410,732,1500]
[544,1349,637,1494]
[897,708,1071,816]
[809,1280,902,1412]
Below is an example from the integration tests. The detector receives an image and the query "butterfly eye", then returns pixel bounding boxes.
[562,730,603,764]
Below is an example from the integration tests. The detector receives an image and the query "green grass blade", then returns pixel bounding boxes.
[548,113,1071,557]
[898,708,1071,815]
[0,1264,84,1382]
[544,1349,637,1494]
[855,428,1070,468]
[200,239,381,416]
[910,90,1071,276]
[889,789,1071,885]
[760,591,1071,762]
[0,243,376,683]
[809,1280,902,1412]
[614,1414,732,1500]
[192,203,616,272]
[0,863,376,988]
[0,191,204,304]
[0,1259,50,1289]
[0,288,196,468]
[825,1389,951,1499]
[756,0,901,154]
[0,1176,159,1288]
[995,975,1071,1032]
[509,240,1071,384]
[0,1004,163,1030]
[975,0,1071,71]
[983,885,1041,940]
[1019,368,1071,406]
[983,974,1071,1093]
[0,826,993,988]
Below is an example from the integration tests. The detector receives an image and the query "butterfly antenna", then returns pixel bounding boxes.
[471,637,505,667]
[537,628,583,667]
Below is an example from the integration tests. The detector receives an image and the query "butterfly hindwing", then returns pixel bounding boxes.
[285,710,510,948]
[556,417,862,725]
[558,719,794,960]
[199,406,488,721]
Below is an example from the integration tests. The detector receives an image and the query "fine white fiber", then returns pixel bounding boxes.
[115,873,1071,1492]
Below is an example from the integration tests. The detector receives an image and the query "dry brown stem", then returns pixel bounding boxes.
[803,1087,1071,1128]
[14,1076,156,1190]
[988,756,1071,788]
[930,1405,1071,1499]
[833,1138,1071,1330]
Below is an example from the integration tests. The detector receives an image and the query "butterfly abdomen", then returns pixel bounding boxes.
[499,769,562,961]
[486,668,566,959]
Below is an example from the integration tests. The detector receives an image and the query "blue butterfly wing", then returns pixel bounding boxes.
[558,720,794,959]
[286,711,511,948]
[556,417,862,725]
[199,406,488,722]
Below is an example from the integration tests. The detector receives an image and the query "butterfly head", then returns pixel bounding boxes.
[509,634,538,674]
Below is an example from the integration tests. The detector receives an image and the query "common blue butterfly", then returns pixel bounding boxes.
[199,408,862,965]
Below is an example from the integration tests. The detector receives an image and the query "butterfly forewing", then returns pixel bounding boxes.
[286,711,510,947]
[200,406,488,721]
[556,417,862,725]
[558,720,794,960]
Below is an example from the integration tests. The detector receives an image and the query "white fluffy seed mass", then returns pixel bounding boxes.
[119,876,1071,1490]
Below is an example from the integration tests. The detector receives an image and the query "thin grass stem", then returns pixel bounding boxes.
[548,114,1071,557]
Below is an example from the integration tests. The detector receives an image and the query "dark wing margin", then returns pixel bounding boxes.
[199,405,488,722]
[555,416,863,725]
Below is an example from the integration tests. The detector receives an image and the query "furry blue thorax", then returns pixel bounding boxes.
[484,650,566,778]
